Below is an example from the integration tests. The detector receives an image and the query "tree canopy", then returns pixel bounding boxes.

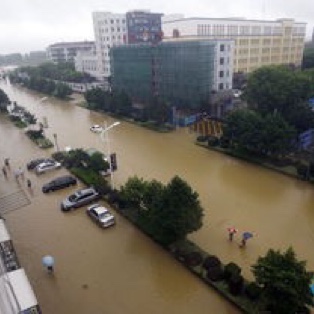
[223,109,296,157]
[252,247,314,314]
[244,66,314,133]
[0,88,10,112]
[120,176,204,245]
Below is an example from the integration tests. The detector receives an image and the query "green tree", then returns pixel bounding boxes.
[302,48,314,69]
[54,82,72,99]
[0,88,10,112]
[120,176,147,208]
[223,109,264,152]
[149,176,203,245]
[87,152,109,172]
[252,247,314,314]
[244,66,314,133]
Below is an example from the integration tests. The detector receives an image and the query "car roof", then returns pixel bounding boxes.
[92,206,109,215]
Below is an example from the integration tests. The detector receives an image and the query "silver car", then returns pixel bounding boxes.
[61,187,100,212]
[35,160,62,174]
[86,204,115,228]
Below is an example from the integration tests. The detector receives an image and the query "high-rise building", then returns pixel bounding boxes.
[111,39,233,108]
[126,10,163,44]
[162,17,306,73]
[92,12,127,82]
[46,41,95,64]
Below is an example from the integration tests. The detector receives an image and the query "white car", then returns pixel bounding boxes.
[86,204,115,228]
[35,160,62,175]
[90,125,103,133]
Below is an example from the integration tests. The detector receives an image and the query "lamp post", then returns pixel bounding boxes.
[100,121,120,190]
[53,133,59,152]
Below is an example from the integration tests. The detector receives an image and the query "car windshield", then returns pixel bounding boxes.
[98,212,110,219]
[68,194,78,202]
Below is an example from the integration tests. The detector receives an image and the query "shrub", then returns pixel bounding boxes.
[25,129,44,139]
[228,273,244,295]
[224,262,241,281]
[206,265,224,282]
[196,135,208,142]
[207,137,220,147]
[297,163,309,179]
[245,282,262,300]
[202,255,221,270]
[183,251,203,267]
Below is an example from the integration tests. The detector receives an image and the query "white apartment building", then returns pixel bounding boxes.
[92,12,127,81]
[162,17,306,73]
[47,41,95,64]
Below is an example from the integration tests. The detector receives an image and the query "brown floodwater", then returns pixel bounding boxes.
[1,79,314,313]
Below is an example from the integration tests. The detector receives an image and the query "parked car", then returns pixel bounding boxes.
[86,204,115,228]
[61,187,100,212]
[35,160,62,175]
[42,175,77,193]
[90,125,103,133]
[27,158,54,170]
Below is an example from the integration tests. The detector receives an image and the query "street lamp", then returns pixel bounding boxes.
[100,121,120,190]
[53,133,59,152]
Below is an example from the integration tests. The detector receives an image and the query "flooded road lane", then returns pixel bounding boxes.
[0,82,241,313]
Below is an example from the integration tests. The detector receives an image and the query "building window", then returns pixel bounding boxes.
[219,71,224,78]
[220,57,224,65]
[111,20,114,24]
[220,44,225,52]
[219,83,224,90]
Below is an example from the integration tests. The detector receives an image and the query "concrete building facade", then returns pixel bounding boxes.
[92,12,127,81]
[111,39,233,108]
[47,41,95,64]
[162,17,306,73]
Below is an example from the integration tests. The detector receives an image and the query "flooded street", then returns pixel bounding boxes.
[0,81,241,313]
[1,80,314,313]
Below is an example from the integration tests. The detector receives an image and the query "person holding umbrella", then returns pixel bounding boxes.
[227,227,238,241]
[240,232,253,247]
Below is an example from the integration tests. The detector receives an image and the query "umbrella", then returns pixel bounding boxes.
[242,232,253,240]
[227,227,238,234]
[42,255,55,268]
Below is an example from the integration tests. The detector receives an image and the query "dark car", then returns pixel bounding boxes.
[27,158,54,170]
[61,187,100,212]
[42,175,77,193]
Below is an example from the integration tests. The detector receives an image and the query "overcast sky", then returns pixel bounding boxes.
[1,0,313,54]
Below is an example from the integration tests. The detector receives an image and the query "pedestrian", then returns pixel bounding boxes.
[227,227,238,242]
[4,158,10,169]
[27,179,32,189]
[18,167,24,180]
[2,166,7,178]
[240,238,247,247]
[14,169,19,181]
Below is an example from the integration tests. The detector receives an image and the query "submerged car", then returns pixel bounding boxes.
[86,204,115,228]
[42,175,77,193]
[90,125,103,133]
[35,160,62,174]
[27,158,54,170]
[61,187,99,212]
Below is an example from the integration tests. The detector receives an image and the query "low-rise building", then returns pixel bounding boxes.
[47,41,95,64]
[162,17,306,73]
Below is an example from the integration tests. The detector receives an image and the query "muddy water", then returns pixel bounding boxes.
[0,81,240,313]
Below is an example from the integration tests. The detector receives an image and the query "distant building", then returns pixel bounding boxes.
[111,39,233,109]
[162,17,306,73]
[126,10,163,44]
[46,41,95,64]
